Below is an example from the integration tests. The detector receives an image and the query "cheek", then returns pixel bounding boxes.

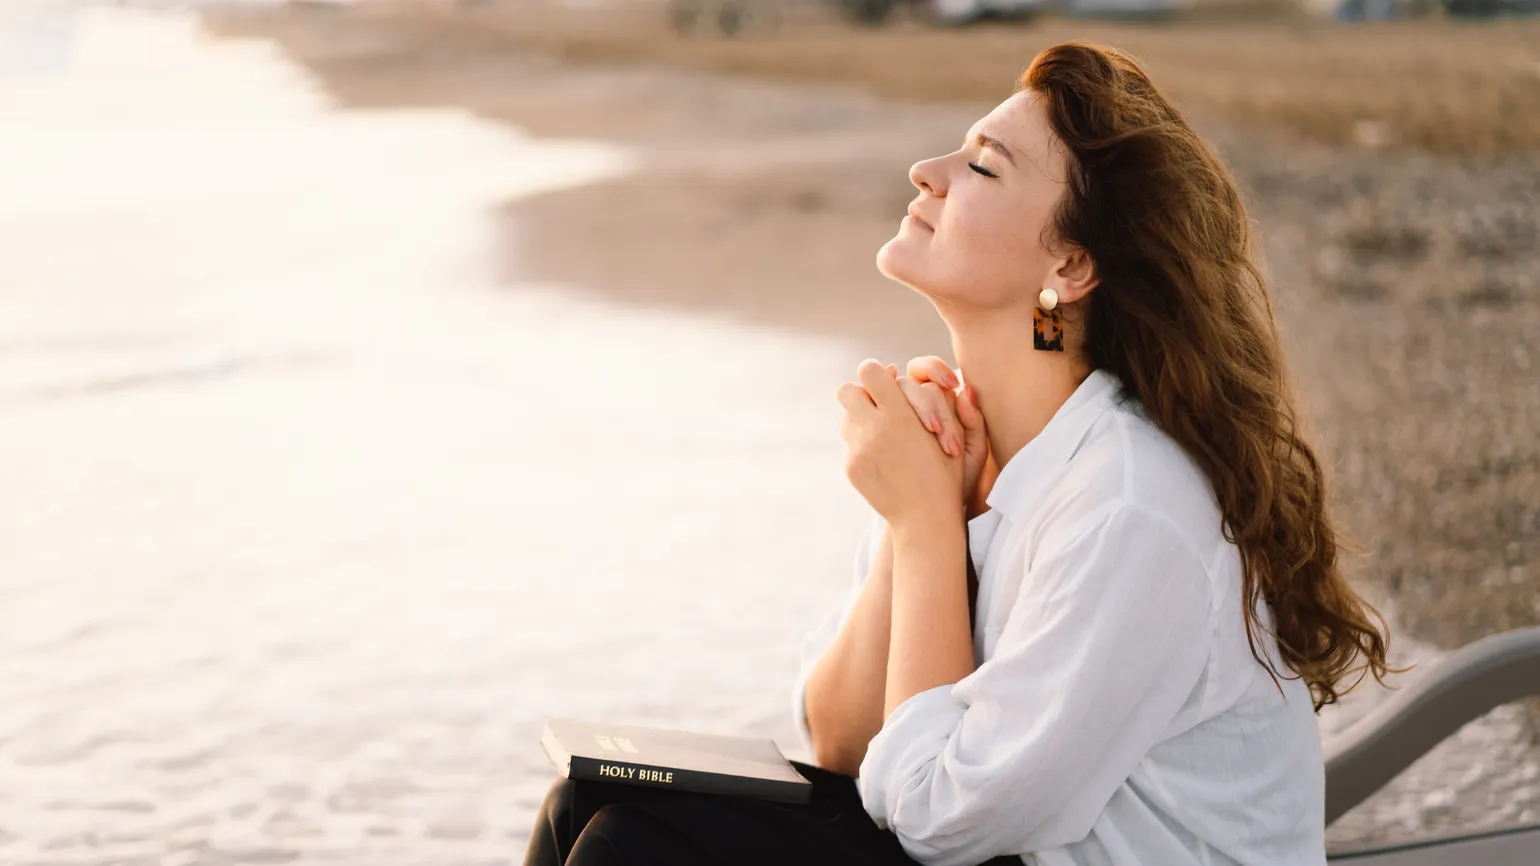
[876,193,1048,301]
[940,199,1042,291]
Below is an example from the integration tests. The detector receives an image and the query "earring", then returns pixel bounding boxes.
[1034,287,1064,352]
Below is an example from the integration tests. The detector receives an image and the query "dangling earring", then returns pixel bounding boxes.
[1034,287,1064,352]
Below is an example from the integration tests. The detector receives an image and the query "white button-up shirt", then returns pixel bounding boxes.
[792,369,1326,866]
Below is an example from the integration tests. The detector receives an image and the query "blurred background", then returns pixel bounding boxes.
[0,0,1535,863]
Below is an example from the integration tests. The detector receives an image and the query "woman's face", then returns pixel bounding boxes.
[877,91,1070,311]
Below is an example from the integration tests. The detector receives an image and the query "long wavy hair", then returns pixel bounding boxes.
[1022,43,1393,710]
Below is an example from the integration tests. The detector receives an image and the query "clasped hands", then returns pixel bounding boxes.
[837,356,992,528]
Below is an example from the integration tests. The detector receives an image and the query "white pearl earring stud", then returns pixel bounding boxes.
[1039,288,1059,311]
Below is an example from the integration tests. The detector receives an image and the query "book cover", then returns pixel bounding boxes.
[539,717,814,805]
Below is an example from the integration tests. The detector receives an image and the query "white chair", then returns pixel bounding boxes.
[1324,626,1540,864]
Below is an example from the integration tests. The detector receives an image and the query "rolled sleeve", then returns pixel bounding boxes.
[855,502,1213,866]
[857,684,965,819]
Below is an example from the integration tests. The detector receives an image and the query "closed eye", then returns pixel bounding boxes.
[969,162,998,179]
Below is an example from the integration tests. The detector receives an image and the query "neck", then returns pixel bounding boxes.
[941,303,1091,470]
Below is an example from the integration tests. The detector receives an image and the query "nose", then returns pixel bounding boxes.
[909,155,947,197]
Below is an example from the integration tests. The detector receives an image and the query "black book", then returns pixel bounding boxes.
[539,717,814,805]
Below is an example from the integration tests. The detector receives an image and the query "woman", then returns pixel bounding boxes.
[522,42,1392,866]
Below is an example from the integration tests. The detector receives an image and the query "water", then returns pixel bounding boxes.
[0,10,875,864]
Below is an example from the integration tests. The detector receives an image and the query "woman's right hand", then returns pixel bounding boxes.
[888,357,992,516]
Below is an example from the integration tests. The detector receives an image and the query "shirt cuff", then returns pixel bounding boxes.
[857,684,968,829]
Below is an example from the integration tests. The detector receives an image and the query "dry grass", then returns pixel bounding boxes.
[333,3,1540,156]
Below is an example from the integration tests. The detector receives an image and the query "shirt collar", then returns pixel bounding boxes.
[983,368,1127,522]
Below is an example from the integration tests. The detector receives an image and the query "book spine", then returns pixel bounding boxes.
[565,756,811,805]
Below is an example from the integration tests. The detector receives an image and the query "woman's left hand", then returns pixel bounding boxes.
[837,359,965,526]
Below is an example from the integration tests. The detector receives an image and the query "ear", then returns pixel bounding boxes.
[1051,248,1099,305]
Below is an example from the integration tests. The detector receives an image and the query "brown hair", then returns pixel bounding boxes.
[1021,43,1393,710]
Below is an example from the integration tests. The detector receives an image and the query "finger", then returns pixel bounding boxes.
[896,376,940,434]
[898,375,960,453]
[919,381,963,458]
[957,384,986,434]
[857,359,902,409]
[958,385,988,464]
[835,381,875,415]
[886,363,899,378]
[905,356,960,390]
[903,377,959,434]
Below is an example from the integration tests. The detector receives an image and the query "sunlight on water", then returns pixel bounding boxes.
[0,9,875,864]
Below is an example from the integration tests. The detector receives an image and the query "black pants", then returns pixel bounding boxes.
[521,760,1022,866]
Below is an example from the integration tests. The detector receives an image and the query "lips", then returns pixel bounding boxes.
[906,207,934,231]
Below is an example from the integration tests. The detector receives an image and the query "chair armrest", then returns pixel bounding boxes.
[1324,626,1540,825]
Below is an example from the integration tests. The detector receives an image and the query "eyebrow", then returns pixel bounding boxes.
[973,132,1018,167]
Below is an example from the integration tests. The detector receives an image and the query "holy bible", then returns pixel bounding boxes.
[539,717,814,804]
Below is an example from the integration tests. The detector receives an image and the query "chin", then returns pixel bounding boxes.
[879,242,955,309]
[876,235,924,289]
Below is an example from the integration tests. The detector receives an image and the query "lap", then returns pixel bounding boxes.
[547,761,1019,866]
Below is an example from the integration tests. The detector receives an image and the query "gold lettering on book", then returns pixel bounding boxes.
[597,764,673,784]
